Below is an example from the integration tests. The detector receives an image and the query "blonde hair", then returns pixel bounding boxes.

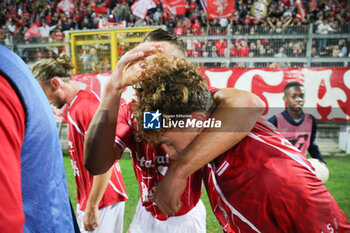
[31,53,74,82]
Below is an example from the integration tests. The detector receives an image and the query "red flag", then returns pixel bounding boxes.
[131,0,156,19]
[162,0,186,16]
[200,0,235,19]
[57,0,74,13]
[296,0,306,20]
[24,24,41,39]
[309,0,317,12]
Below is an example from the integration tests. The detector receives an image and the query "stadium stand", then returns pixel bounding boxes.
[0,0,349,152]
[0,0,349,68]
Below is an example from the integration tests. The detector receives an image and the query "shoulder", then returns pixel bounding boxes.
[308,114,317,125]
[74,89,100,106]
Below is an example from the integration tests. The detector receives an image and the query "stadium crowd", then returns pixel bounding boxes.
[0,0,349,67]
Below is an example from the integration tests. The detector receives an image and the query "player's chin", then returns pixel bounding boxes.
[292,105,303,111]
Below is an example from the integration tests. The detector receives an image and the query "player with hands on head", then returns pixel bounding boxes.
[84,28,264,233]
[32,53,128,233]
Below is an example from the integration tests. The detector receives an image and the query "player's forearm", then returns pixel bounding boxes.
[84,84,123,175]
[170,88,265,179]
[86,167,113,209]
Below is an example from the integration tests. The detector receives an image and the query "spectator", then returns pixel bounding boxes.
[267,16,292,33]
[189,0,198,15]
[81,16,93,29]
[229,42,238,57]
[258,46,266,57]
[94,2,108,19]
[53,27,64,42]
[39,21,55,41]
[63,18,75,31]
[134,17,146,27]
[338,39,348,57]
[120,2,131,21]
[239,40,250,57]
[274,47,289,67]
[112,3,122,22]
[174,21,185,36]
[84,47,99,72]
[192,18,201,35]
[210,45,218,58]
[153,8,162,25]
[317,18,333,54]
[6,19,16,34]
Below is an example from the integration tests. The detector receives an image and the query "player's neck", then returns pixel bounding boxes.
[64,82,83,105]
[286,107,302,120]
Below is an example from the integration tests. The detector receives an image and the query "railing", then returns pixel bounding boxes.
[2,24,349,70]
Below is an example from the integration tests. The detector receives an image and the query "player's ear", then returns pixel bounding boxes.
[50,77,61,90]
[282,94,287,103]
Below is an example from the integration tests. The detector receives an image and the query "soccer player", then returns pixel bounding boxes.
[268,82,326,163]
[133,55,350,232]
[32,53,128,233]
[84,29,264,232]
[0,45,75,232]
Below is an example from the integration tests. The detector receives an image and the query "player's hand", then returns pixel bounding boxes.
[154,167,187,215]
[83,206,100,232]
[108,42,162,90]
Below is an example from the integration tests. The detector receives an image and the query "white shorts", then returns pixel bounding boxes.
[128,199,206,233]
[76,202,125,233]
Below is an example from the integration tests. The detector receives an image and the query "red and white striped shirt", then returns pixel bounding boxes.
[114,103,202,220]
[67,89,128,211]
[203,119,350,232]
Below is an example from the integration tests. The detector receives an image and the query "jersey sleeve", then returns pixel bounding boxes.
[0,75,25,231]
[307,115,325,163]
[114,104,132,151]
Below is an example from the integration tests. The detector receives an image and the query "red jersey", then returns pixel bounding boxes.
[276,112,312,155]
[239,45,249,57]
[67,89,128,211]
[53,31,65,42]
[115,103,202,220]
[0,75,25,232]
[203,119,350,232]
[174,26,185,36]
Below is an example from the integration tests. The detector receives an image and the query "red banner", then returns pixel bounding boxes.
[57,0,74,13]
[131,0,156,19]
[24,24,41,39]
[98,20,126,30]
[54,68,350,122]
[200,0,235,19]
[202,68,350,121]
[162,0,186,16]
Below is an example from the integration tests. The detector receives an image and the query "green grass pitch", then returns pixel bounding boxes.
[63,153,350,232]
